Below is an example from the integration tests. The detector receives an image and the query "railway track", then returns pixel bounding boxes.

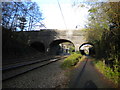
[2,55,68,81]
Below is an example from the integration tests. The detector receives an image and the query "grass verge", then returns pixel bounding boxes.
[93,60,119,86]
[61,53,82,69]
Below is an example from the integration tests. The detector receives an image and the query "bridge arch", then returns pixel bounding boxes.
[48,39,75,55]
[30,42,45,53]
[79,42,94,49]
[79,42,95,56]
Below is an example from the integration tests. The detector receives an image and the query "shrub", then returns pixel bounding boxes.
[94,60,119,85]
[61,53,82,69]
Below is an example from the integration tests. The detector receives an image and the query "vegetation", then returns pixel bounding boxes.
[2,2,44,60]
[86,3,120,85]
[86,2,120,59]
[69,47,75,54]
[93,60,119,86]
[2,2,44,31]
[2,27,40,60]
[73,1,120,86]
[61,53,82,69]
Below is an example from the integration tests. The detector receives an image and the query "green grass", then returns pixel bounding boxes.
[61,53,82,69]
[93,60,119,86]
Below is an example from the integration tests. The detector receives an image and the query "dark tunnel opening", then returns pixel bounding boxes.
[79,43,95,56]
[48,39,75,55]
[30,42,45,53]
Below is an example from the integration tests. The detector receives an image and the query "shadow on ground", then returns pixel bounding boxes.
[83,80,97,88]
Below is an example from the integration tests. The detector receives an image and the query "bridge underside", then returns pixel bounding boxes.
[30,42,45,53]
[48,39,75,55]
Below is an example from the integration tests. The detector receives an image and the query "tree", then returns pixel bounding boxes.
[72,1,120,85]
[88,2,120,71]
[2,2,44,31]
[18,17,27,31]
[73,1,120,67]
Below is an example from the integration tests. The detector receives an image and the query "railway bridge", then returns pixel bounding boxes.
[19,29,87,54]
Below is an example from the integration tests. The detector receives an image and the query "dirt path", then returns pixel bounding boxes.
[68,56,115,88]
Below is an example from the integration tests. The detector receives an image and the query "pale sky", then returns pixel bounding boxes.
[31,0,89,30]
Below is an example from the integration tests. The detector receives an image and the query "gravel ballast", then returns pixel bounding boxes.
[3,59,69,88]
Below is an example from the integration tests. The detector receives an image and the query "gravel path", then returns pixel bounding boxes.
[68,56,115,88]
[3,59,69,88]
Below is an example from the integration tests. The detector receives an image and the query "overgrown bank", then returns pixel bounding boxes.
[93,60,119,86]
[61,53,82,69]
[2,2,45,64]
[2,28,44,65]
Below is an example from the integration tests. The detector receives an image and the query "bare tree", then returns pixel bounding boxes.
[2,2,44,31]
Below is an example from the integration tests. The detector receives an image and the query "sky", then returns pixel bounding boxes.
[31,0,90,30]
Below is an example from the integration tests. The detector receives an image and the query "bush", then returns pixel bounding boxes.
[69,47,75,54]
[94,60,119,85]
[61,53,82,69]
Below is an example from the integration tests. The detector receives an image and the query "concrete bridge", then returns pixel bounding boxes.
[19,29,87,54]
